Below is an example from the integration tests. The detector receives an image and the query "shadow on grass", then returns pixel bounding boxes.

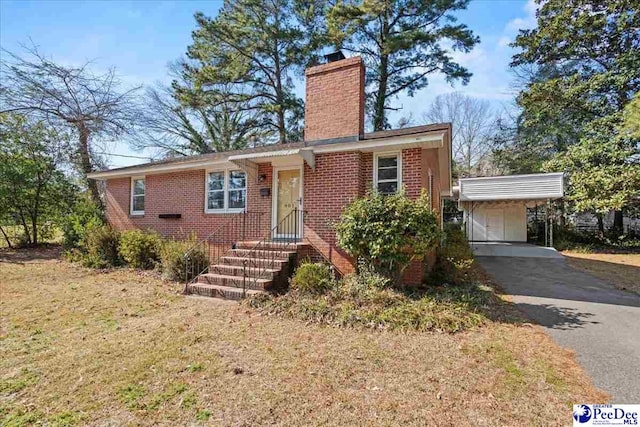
[0,244,62,265]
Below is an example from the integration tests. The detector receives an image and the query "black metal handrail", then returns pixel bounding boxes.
[239,208,306,297]
[182,211,265,292]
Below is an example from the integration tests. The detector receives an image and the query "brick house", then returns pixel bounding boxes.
[88,55,453,299]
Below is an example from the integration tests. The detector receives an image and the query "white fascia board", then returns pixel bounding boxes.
[229,148,315,170]
[459,172,565,182]
[228,149,301,161]
[311,131,445,153]
[87,159,234,180]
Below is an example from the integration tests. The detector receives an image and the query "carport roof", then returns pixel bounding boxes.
[456,172,564,202]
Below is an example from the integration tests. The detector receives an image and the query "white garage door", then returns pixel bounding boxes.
[485,209,505,241]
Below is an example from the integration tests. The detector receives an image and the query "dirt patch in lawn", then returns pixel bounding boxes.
[563,251,640,294]
[1,250,608,426]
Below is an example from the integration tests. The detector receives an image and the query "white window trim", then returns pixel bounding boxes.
[204,169,247,214]
[130,176,145,216]
[373,152,402,194]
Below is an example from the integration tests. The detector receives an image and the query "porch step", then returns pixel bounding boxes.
[221,256,289,269]
[187,283,264,300]
[228,248,296,260]
[234,241,302,251]
[208,264,279,279]
[197,272,272,290]
[185,239,301,302]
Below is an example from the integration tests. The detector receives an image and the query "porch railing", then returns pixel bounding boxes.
[182,211,265,292]
[239,207,306,296]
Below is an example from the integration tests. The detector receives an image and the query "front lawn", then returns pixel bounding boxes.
[1,247,607,426]
[562,250,640,294]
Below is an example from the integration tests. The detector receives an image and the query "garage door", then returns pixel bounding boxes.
[486,209,505,241]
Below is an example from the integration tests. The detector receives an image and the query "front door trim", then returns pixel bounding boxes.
[271,165,304,239]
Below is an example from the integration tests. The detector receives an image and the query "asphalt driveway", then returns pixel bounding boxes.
[475,245,640,403]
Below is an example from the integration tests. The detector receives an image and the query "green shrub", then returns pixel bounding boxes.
[336,190,441,283]
[119,229,162,269]
[246,271,494,333]
[160,239,208,282]
[429,225,475,286]
[338,259,390,299]
[60,196,104,250]
[291,262,334,295]
[81,224,121,268]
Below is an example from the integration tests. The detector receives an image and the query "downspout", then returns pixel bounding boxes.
[428,168,433,209]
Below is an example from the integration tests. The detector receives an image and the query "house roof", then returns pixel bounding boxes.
[88,123,451,180]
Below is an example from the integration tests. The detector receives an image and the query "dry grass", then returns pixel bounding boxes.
[1,247,608,426]
[563,251,640,294]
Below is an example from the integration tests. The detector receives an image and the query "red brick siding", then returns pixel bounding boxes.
[105,164,274,240]
[303,151,365,275]
[304,57,365,142]
[104,148,442,286]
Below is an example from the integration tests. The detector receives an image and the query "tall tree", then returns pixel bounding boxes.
[135,84,265,157]
[424,92,495,176]
[328,0,478,131]
[0,46,140,208]
[511,0,640,232]
[622,93,640,138]
[178,0,323,144]
[492,63,585,174]
[0,113,77,246]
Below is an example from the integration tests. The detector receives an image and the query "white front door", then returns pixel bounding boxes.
[486,209,505,241]
[273,167,303,239]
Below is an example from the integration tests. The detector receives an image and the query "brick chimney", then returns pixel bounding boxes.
[304,55,365,142]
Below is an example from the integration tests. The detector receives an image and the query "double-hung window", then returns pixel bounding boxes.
[374,153,401,194]
[206,170,246,213]
[131,177,145,215]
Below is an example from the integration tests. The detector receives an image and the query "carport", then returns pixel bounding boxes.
[453,173,564,245]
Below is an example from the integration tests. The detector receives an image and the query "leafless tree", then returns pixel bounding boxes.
[134,83,267,158]
[424,92,496,176]
[0,45,141,207]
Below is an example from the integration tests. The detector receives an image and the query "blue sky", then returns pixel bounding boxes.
[1,0,537,167]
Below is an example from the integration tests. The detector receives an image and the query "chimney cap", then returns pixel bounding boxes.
[324,51,346,63]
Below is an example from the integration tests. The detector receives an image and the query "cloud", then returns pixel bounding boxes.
[498,36,511,48]
[499,0,538,48]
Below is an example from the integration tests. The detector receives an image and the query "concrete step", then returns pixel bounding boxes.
[234,241,302,251]
[228,248,296,260]
[209,264,279,279]
[197,273,272,290]
[187,283,264,300]
[221,256,289,269]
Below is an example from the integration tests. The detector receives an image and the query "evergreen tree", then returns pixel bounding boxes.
[178,0,324,144]
[511,0,640,232]
[328,0,478,130]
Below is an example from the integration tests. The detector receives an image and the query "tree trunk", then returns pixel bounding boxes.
[77,123,103,209]
[596,214,604,235]
[0,226,13,249]
[31,215,38,245]
[612,210,624,235]
[373,54,389,131]
[18,212,31,245]
[272,32,287,144]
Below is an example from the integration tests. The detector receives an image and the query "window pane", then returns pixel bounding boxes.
[228,190,245,209]
[133,179,145,195]
[208,172,224,191]
[377,181,398,194]
[378,156,398,168]
[132,195,145,212]
[378,167,397,181]
[229,171,246,189]
[208,191,224,210]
